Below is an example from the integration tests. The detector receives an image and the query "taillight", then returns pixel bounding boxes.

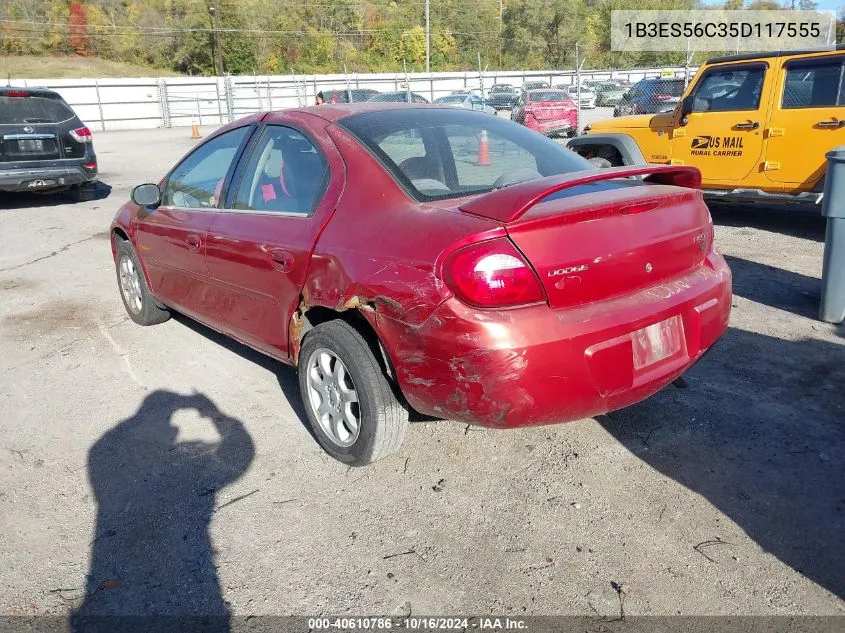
[69,126,92,143]
[5,90,29,97]
[443,238,546,308]
[653,93,672,101]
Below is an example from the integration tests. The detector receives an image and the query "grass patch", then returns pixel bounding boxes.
[0,55,182,80]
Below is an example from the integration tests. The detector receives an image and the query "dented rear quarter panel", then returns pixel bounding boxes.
[302,124,502,327]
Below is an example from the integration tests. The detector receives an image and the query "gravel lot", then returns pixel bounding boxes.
[0,126,843,620]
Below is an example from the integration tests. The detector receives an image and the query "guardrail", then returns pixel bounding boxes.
[11,67,694,131]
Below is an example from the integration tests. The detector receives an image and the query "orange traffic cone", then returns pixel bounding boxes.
[476,129,491,166]
[191,122,201,139]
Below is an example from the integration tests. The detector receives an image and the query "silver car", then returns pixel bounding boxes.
[434,94,496,115]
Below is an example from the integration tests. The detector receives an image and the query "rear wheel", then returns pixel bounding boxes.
[69,183,96,202]
[115,239,170,326]
[298,320,408,466]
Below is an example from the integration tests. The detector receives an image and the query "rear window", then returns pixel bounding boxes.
[529,90,569,102]
[338,108,591,202]
[436,96,465,104]
[0,94,75,124]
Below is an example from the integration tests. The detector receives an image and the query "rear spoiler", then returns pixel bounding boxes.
[459,165,702,223]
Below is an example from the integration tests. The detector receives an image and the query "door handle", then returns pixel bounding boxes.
[734,121,759,130]
[186,234,201,251]
[267,248,294,273]
[817,120,845,129]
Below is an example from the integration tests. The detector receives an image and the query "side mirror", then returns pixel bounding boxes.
[131,183,161,207]
[680,95,695,118]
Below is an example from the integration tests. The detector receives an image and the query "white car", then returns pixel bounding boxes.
[434,94,496,115]
[576,86,597,109]
[554,84,596,109]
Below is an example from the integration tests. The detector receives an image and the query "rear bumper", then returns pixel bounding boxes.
[0,161,98,192]
[382,251,732,427]
[525,119,577,137]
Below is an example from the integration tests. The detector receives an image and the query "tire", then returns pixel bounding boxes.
[70,183,96,202]
[298,320,408,466]
[115,239,170,326]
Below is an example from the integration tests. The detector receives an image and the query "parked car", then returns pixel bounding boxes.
[0,87,97,201]
[111,104,730,465]
[570,48,843,207]
[557,84,596,109]
[511,89,578,137]
[614,78,685,116]
[486,84,519,110]
[367,91,430,104]
[320,89,380,103]
[434,94,496,115]
[594,82,627,107]
[522,80,550,93]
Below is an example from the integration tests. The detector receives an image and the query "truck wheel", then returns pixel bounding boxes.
[299,320,408,466]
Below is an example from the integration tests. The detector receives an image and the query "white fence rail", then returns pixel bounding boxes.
[10,67,695,131]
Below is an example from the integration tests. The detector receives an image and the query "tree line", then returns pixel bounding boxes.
[0,0,840,76]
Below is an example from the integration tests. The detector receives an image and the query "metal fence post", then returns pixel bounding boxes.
[157,78,171,128]
[215,77,223,125]
[224,75,235,122]
[267,76,273,111]
[575,44,582,135]
[196,97,202,125]
[94,79,106,131]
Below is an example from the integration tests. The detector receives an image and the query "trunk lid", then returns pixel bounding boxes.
[458,166,711,309]
[527,100,574,121]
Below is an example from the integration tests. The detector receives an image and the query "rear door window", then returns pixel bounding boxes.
[782,57,844,108]
[231,125,327,215]
[0,94,75,124]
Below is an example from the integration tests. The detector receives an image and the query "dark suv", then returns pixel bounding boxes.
[613,78,685,117]
[0,87,98,201]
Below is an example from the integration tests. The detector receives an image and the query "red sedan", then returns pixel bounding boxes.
[511,89,578,137]
[111,104,731,465]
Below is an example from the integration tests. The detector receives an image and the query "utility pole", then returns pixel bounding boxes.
[209,6,224,77]
[425,0,430,73]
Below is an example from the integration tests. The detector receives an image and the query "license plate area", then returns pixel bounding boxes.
[18,139,45,153]
[631,315,685,370]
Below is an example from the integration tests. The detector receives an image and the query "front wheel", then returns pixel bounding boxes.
[115,239,170,326]
[298,321,408,466]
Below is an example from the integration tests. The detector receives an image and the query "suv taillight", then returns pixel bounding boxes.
[443,238,546,308]
[69,126,92,143]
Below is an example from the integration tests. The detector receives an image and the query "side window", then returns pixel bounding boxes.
[782,59,844,109]
[231,125,328,215]
[163,127,248,209]
[690,65,766,113]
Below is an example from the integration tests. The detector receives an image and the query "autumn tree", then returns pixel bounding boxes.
[68,0,90,56]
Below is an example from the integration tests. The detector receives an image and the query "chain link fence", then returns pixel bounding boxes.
[10,66,695,132]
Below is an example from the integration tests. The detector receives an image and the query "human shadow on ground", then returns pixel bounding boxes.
[71,390,254,632]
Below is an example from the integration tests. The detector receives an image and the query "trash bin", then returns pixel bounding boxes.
[819,146,845,324]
